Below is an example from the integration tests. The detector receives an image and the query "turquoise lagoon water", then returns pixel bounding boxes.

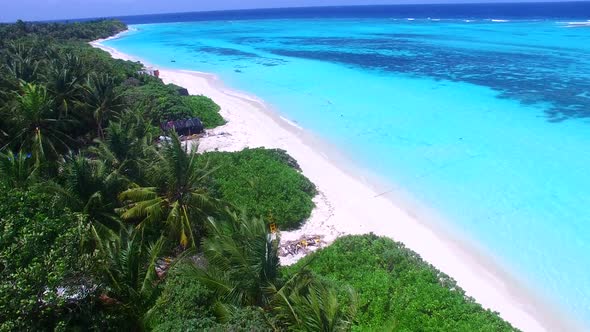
[104,17,590,323]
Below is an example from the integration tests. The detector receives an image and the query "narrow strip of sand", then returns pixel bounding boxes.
[91,36,580,332]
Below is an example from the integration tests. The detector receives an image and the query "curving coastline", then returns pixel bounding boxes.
[91,37,581,332]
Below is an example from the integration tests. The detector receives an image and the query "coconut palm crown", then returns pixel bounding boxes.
[119,132,217,248]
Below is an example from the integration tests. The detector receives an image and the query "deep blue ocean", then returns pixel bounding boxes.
[102,2,590,325]
[108,2,590,23]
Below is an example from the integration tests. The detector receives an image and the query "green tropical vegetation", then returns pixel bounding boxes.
[118,79,225,127]
[184,95,225,128]
[200,148,317,229]
[0,19,517,331]
[118,132,220,248]
[286,235,516,331]
[0,189,114,331]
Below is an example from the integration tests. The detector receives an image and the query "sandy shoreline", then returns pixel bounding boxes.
[91,34,581,332]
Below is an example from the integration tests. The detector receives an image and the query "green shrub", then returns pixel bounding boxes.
[0,188,101,331]
[148,264,273,332]
[147,263,218,331]
[118,82,193,123]
[286,235,518,332]
[119,83,224,127]
[201,148,316,230]
[207,307,273,332]
[184,95,225,128]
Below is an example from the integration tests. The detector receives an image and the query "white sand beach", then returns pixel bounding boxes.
[91,36,580,332]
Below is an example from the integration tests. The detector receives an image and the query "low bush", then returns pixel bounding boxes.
[184,95,225,128]
[201,148,316,230]
[286,234,518,332]
[147,261,273,332]
[147,264,218,331]
[119,83,224,128]
[119,82,194,123]
[209,307,273,332]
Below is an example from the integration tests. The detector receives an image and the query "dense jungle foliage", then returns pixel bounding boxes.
[287,235,517,331]
[0,19,516,331]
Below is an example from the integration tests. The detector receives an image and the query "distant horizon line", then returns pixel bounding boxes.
[6,0,590,24]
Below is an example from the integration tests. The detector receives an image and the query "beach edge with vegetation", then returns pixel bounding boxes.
[0,18,571,331]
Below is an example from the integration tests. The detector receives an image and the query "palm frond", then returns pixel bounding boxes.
[268,271,357,332]
[119,187,158,202]
[120,197,165,227]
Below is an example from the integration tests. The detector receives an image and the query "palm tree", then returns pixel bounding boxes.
[3,42,42,84]
[89,109,158,183]
[0,64,22,104]
[82,73,123,139]
[267,272,357,332]
[0,148,37,189]
[187,211,356,331]
[48,152,129,233]
[44,52,87,118]
[119,133,217,248]
[2,82,74,162]
[93,226,165,330]
[197,211,280,307]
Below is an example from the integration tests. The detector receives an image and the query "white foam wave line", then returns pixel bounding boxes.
[279,116,303,130]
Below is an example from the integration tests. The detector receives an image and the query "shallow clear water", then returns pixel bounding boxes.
[104,16,590,323]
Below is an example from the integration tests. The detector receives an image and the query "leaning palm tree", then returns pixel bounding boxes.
[82,73,123,139]
[93,226,165,330]
[119,133,217,248]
